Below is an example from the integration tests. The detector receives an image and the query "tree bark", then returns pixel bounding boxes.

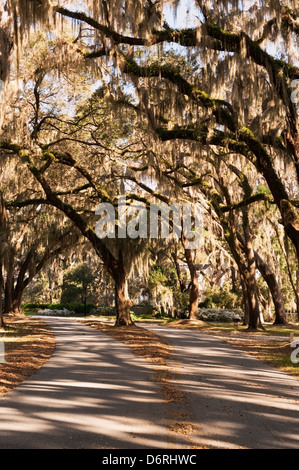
[184,247,199,321]
[11,286,24,314]
[114,272,133,326]
[270,221,299,322]
[242,209,260,330]
[239,275,250,325]
[231,264,238,293]
[296,270,299,322]
[4,253,14,314]
[0,190,6,327]
[245,271,260,330]
[0,263,4,328]
[171,249,186,293]
[237,233,287,325]
[112,251,133,326]
[254,251,287,324]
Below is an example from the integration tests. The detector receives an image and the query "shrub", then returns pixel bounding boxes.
[90,306,116,316]
[67,302,96,314]
[23,303,48,310]
[198,308,243,323]
[37,308,74,317]
[46,303,66,310]
[25,302,97,315]
[199,289,243,310]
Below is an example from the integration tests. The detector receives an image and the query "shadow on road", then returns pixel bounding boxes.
[0,319,176,449]
[146,326,299,449]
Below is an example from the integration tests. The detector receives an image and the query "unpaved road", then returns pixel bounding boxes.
[144,325,299,449]
[0,318,298,449]
[0,318,170,449]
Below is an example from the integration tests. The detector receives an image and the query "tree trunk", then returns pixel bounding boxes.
[11,287,24,314]
[4,258,14,314]
[231,264,238,293]
[0,191,7,325]
[254,251,287,324]
[82,290,88,316]
[270,221,299,323]
[0,286,3,328]
[184,247,199,320]
[239,275,250,325]
[114,274,133,326]
[245,272,260,330]
[239,270,259,330]
[4,285,23,315]
[243,221,260,331]
[171,249,186,292]
[0,263,4,329]
[238,232,287,325]
[48,269,54,304]
[227,210,260,329]
[112,253,133,326]
[296,270,299,322]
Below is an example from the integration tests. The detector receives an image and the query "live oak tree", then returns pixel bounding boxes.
[1,0,299,325]
[0,189,6,327]
[0,154,81,317]
[205,154,287,326]
[52,0,298,323]
[0,3,12,108]
[0,37,153,325]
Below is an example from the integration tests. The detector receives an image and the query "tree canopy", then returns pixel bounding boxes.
[0,0,298,328]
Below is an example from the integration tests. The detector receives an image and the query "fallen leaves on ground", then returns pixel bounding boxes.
[166,319,206,329]
[223,337,299,378]
[0,315,55,397]
[164,319,299,379]
[81,320,202,447]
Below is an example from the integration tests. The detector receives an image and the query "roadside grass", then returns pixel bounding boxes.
[3,309,297,401]
[162,318,299,379]
[80,313,299,379]
[87,313,299,379]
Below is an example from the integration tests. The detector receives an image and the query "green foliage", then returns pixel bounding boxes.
[61,264,96,310]
[147,264,177,316]
[256,184,271,195]
[198,308,243,322]
[67,302,96,314]
[90,306,116,316]
[173,290,190,316]
[199,288,243,310]
[23,302,48,310]
[23,301,97,314]
[148,265,168,286]
[60,284,81,304]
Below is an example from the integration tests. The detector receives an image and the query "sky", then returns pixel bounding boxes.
[163,0,201,29]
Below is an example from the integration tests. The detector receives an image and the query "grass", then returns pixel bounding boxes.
[83,313,299,379]
[1,309,297,402]
[161,318,299,379]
